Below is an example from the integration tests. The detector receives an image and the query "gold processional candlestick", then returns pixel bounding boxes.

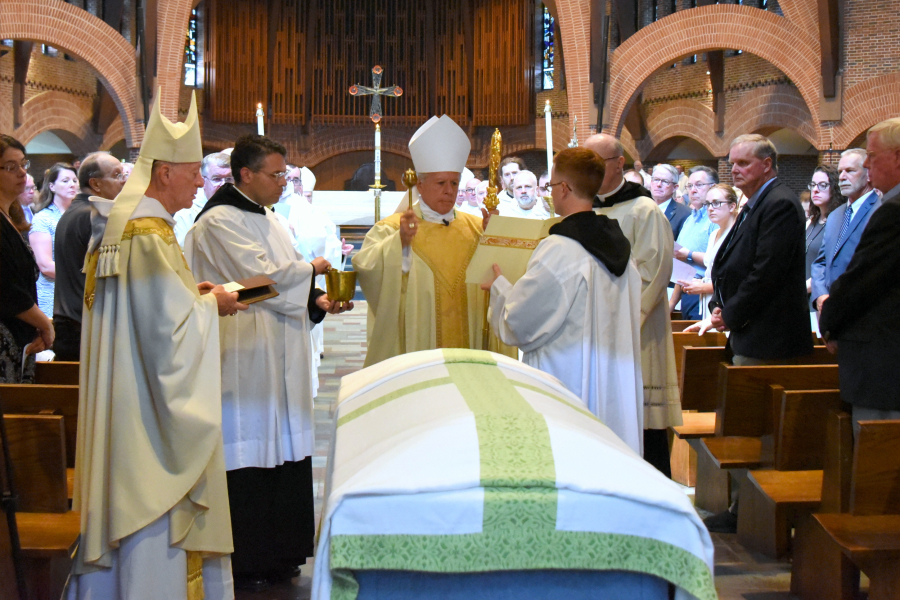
[402,169,418,212]
[482,128,502,350]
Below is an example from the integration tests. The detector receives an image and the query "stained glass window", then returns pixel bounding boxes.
[541,5,555,90]
[184,9,198,86]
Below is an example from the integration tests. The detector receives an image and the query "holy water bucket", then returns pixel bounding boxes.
[325,269,357,302]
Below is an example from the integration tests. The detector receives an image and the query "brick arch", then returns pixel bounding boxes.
[775,0,819,33]
[832,73,900,149]
[725,84,818,148]
[16,91,98,157]
[554,0,591,143]
[156,0,196,120]
[0,0,140,146]
[605,4,821,139]
[100,118,126,151]
[638,100,724,158]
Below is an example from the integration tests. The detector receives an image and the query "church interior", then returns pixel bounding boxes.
[2,0,900,598]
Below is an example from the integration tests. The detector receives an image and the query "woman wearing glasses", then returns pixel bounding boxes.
[0,135,54,382]
[681,184,740,323]
[805,166,842,297]
[30,161,78,317]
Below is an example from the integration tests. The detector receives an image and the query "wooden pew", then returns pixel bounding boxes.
[791,419,900,600]
[672,331,727,381]
[693,363,840,512]
[0,385,78,470]
[737,388,845,557]
[670,320,697,332]
[3,415,68,514]
[33,361,79,386]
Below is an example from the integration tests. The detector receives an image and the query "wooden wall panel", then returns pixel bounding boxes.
[206,0,533,127]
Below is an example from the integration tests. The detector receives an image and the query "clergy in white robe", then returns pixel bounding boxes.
[353,115,516,367]
[485,148,644,453]
[68,92,246,600]
[185,134,350,587]
[586,134,682,478]
[172,152,232,247]
[498,170,548,219]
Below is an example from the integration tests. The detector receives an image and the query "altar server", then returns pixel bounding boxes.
[483,148,644,453]
[354,114,515,366]
[185,134,351,589]
[68,92,245,600]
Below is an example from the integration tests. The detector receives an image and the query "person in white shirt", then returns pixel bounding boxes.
[457,176,483,215]
[498,156,525,208]
[634,160,652,189]
[483,147,644,453]
[499,170,546,219]
[173,152,233,247]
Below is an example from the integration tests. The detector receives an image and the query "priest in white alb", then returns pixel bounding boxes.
[482,148,644,453]
[68,92,246,600]
[353,115,516,367]
[586,133,682,477]
[185,135,351,589]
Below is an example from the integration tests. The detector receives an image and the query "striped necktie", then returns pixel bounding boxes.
[832,205,853,259]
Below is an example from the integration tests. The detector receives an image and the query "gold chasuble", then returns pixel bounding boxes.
[354,204,515,367]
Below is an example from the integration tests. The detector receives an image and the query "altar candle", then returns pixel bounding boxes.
[374,124,381,187]
[544,100,553,175]
[256,103,265,136]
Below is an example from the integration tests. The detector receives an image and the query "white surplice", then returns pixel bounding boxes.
[497,200,546,219]
[69,196,233,600]
[596,193,682,430]
[172,187,207,247]
[185,202,317,470]
[489,235,645,453]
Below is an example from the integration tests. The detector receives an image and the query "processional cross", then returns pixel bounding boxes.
[349,66,403,222]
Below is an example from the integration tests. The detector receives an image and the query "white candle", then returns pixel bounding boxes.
[374,124,381,186]
[544,100,553,175]
[256,103,265,136]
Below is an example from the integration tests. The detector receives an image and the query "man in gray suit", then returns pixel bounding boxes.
[820,118,900,423]
[811,148,881,313]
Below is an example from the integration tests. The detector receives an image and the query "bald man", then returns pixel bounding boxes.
[499,170,547,219]
[585,133,681,477]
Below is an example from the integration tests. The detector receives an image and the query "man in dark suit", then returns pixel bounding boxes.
[820,118,900,424]
[650,163,691,239]
[703,134,815,533]
[811,148,881,313]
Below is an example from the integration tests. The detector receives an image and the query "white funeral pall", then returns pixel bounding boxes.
[313,348,716,600]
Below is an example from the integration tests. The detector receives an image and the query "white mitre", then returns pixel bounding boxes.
[409,114,470,174]
[458,167,474,190]
[95,89,202,278]
[300,166,316,192]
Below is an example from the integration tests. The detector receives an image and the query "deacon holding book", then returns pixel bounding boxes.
[68,92,245,599]
[482,148,645,453]
[354,115,514,366]
[185,134,352,590]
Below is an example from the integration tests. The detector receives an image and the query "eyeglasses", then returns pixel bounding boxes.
[546,180,567,190]
[651,177,675,186]
[807,181,830,191]
[598,155,621,162]
[23,185,36,193]
[2,160,30,173]
[702,200,734,209]
[464,188,476,193]
[286,177,302,185]
[107,172,129,182]
[205,175,235,185]
[686,182,713,190]
[257,171,287,181]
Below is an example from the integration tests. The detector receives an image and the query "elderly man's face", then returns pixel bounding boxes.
[417,171,460,214]
[513,172,538,209]
[650,167,677,203]
[167,162,204,212]
[687,171,714,209]
[17,174,36,207]
[465,178,480,205]
[476,182,488,203]
[500,163,520,190]
[91,154,126,200]
[285,167,303,195]
[838,153,869,200]
[457,186,466,205]
[863,131,900,193]
[729,142,772,196]
[203,163,234,199]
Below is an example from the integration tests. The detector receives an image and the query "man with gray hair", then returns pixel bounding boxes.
[586,133,681,478]
[700,133,813,533]
[650,163,691,239]
[820,117,900,424]
[811,148,880,313]
[173,151,233,246]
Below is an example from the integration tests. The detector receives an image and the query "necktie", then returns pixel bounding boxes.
[832,205,853,259]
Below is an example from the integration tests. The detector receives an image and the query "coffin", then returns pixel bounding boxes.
[313,349,715,600]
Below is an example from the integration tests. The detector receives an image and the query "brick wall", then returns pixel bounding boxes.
[842,0,900,90]
[777,154,818,197]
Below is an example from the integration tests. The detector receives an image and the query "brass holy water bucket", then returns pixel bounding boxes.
[325,269,357,303]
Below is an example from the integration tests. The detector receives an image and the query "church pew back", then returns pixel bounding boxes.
[820,410,853,514]
[0,385,78,469]
[3,415,68,513]
[850,420,900,517]
[33,362,79,386]
[672,331,727,381]
[773,389,846,471]
[670,320,697,332]
[716,364,840,438]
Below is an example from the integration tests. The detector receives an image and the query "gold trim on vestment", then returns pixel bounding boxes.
[121,217,178,246]
[478,234,541,250]
[186,550,204,600]
[83,251,99,311]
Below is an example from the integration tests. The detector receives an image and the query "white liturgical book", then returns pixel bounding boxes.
[465,215,562,286]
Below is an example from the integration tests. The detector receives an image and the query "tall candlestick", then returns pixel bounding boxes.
[256,103,265,136]
[544,100,553,175]
[374,124,381,188]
